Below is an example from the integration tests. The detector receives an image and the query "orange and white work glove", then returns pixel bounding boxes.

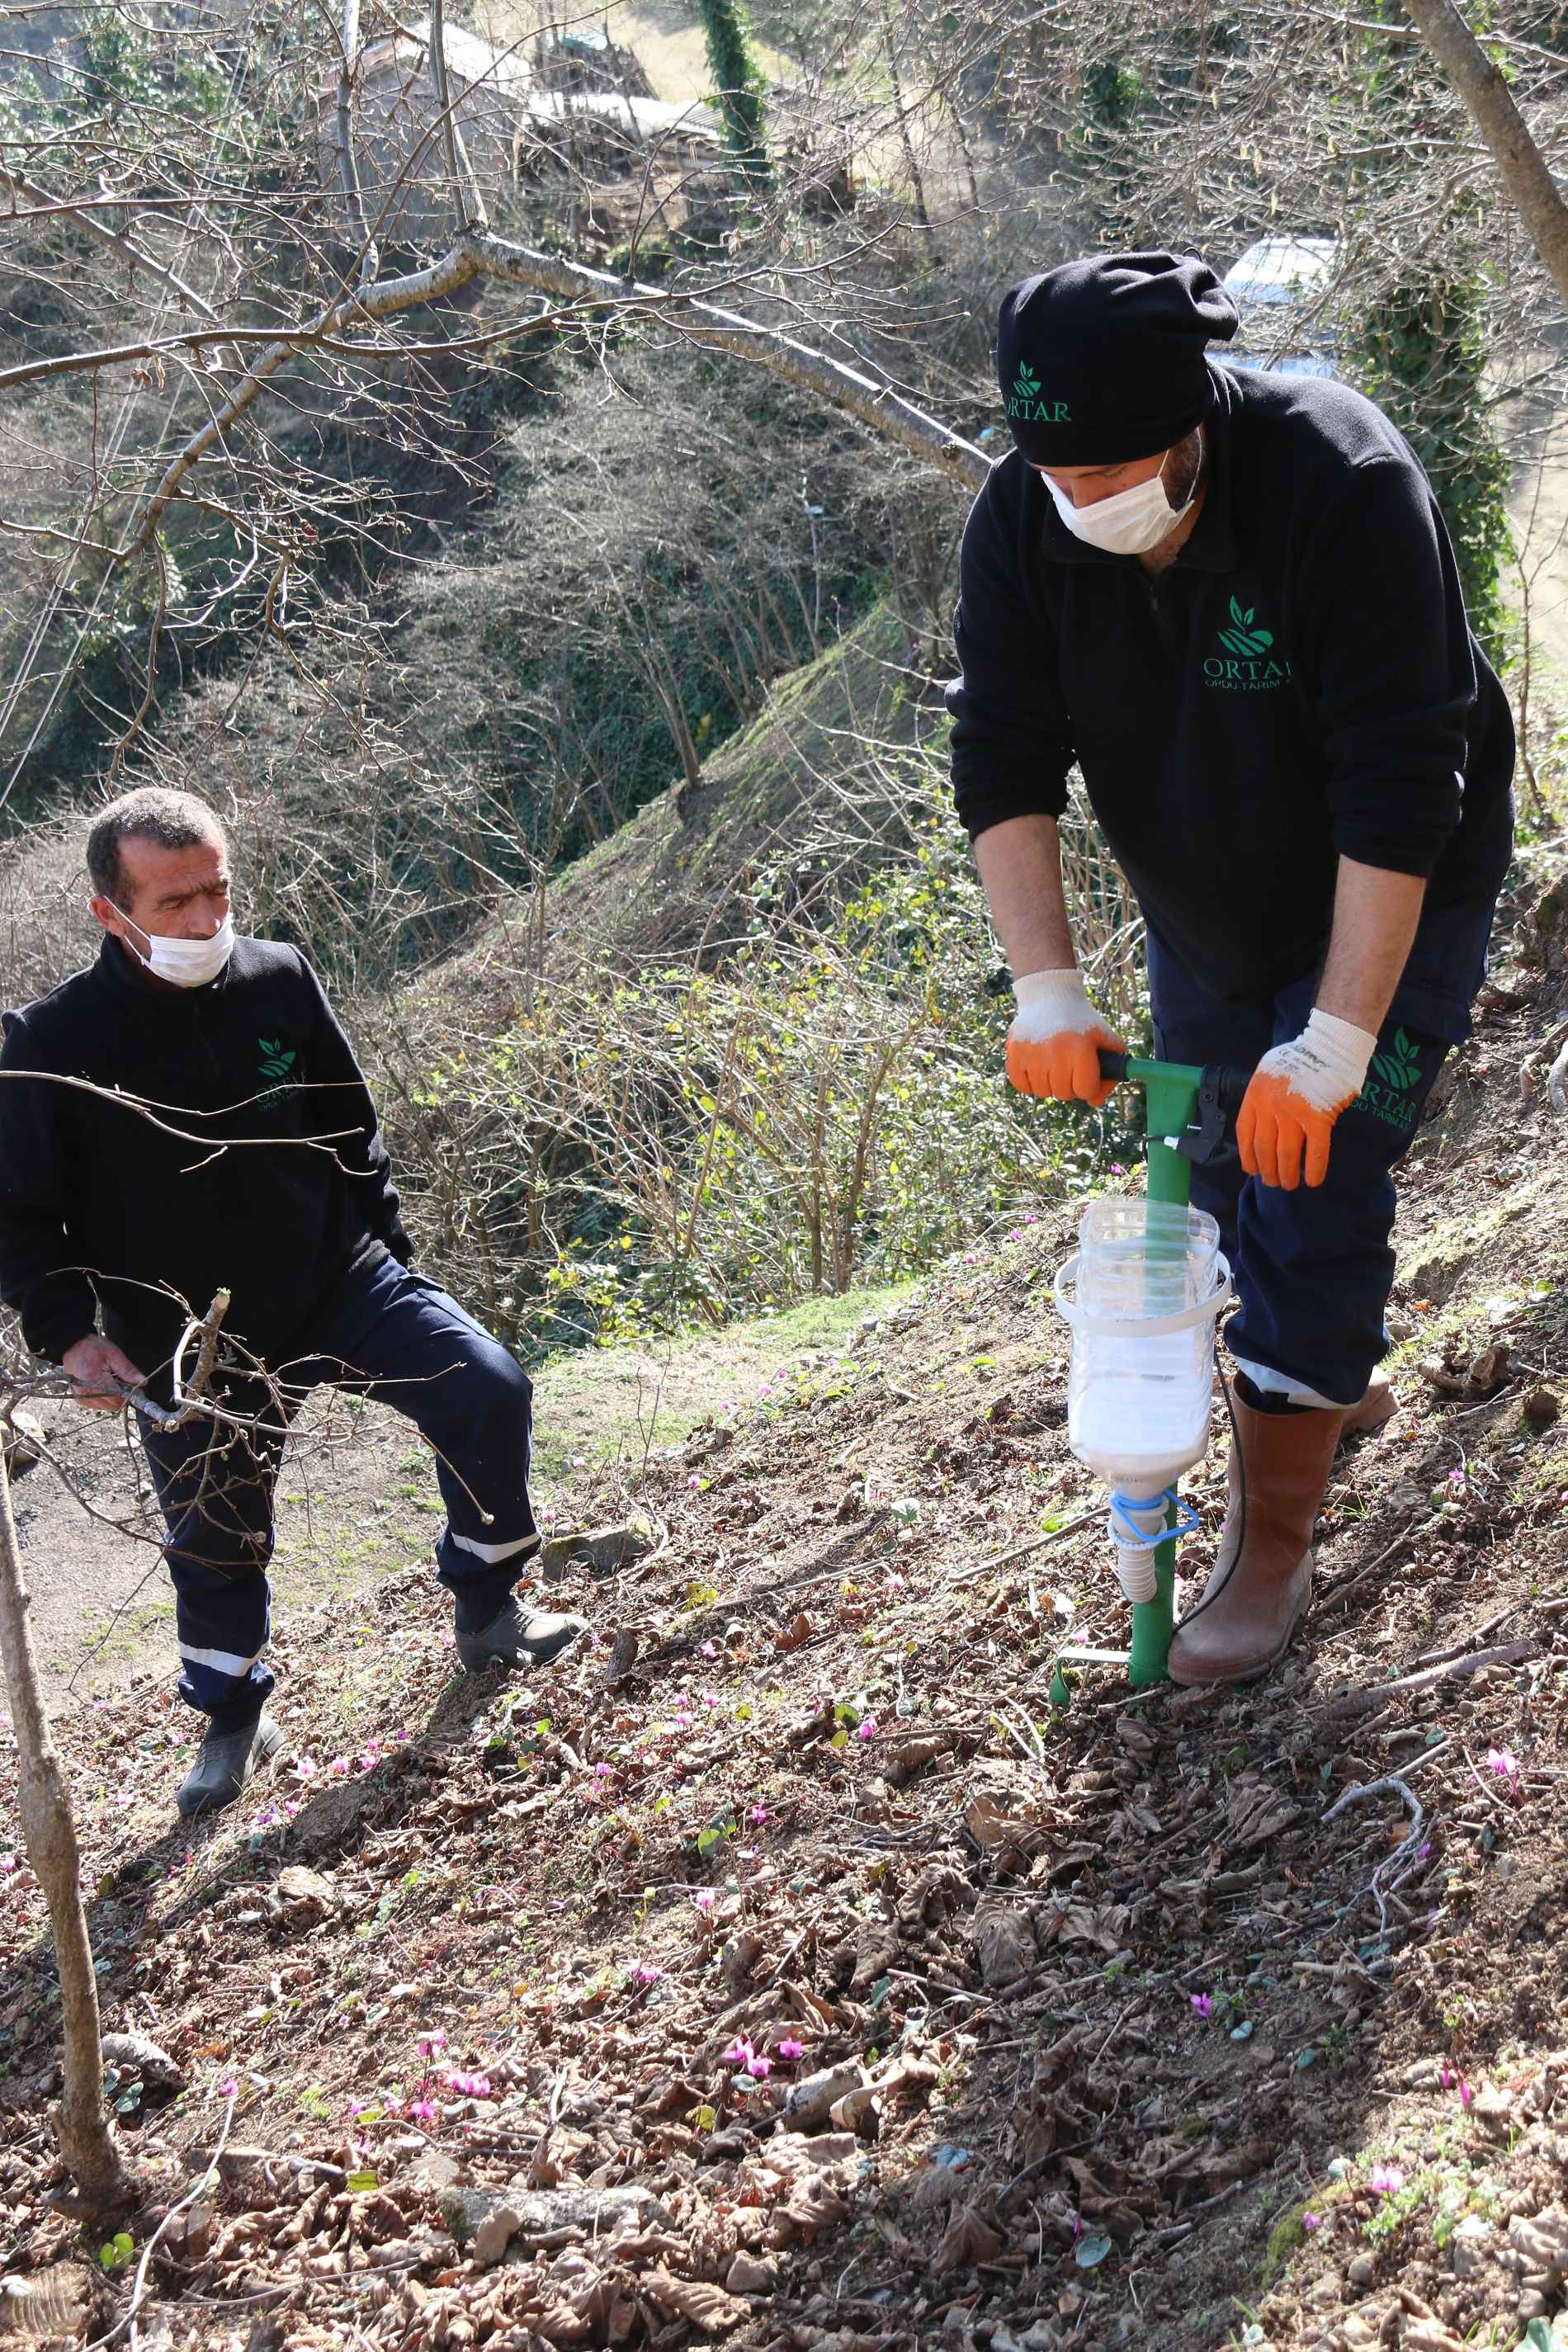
[1237,1008,1377,1190]
[1005,969,1126,1108]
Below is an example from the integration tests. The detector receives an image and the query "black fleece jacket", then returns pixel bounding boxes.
[947,361,1514,1014]
[0,935,412,1386]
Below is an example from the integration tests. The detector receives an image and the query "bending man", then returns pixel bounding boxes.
[948,253,1514,1684]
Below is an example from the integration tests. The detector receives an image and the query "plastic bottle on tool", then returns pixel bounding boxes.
[1065,1198,1221,1492]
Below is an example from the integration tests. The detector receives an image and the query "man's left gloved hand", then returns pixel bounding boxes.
[1237,1008,1377,1190]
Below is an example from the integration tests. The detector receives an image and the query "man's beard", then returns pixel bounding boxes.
[1163,427,1204,511]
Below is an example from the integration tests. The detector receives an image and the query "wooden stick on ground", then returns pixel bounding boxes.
[1318,1639,1538,1722]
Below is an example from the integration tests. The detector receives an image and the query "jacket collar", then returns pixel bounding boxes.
[97,929,237,1007]
[1030,360,1241,575]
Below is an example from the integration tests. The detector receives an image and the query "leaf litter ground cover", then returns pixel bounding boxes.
[5,979,1568,2351]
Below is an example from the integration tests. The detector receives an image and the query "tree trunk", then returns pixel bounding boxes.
[1401,0,1568,309]
[0,1432,129,2207]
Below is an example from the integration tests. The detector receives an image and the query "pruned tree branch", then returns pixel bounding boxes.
[0,1426,130,2208]
[1400,0,1568,307]
[335,0,380,290]
[427,0,489,236]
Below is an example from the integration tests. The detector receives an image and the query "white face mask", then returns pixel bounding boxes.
[123,911,235,989]
[1042,442,1197,555]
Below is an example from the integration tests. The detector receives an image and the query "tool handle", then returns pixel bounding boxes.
[1095,1049,1254,1163]
[1095,1047,1253,1094]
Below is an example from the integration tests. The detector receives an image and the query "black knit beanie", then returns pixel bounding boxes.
[996,252,1240,465]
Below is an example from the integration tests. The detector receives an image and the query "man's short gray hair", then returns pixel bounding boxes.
[87,787,226,908]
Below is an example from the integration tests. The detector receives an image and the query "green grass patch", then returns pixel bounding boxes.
[531,1279,914,1477]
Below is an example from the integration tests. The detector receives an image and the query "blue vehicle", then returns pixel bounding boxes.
[1219,236,1339,380]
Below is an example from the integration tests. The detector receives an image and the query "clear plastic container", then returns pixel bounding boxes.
[1056,1199,1225,1493]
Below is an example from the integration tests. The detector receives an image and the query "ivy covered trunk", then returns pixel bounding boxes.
[694,0,770,182]
[1350,268,1512,660]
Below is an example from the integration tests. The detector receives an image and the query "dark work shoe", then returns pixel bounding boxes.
[454,1595,587,1674]
[177,1712,283,1818]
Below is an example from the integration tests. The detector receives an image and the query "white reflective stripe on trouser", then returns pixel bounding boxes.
[179,1641,265,1677]
[447,1528,543,1565]
[1231,1354,1353,1411]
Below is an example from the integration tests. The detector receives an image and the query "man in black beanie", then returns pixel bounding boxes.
[947,250,1514,1685]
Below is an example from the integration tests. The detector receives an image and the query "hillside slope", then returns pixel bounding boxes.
[5,853,1568,2352]
[400,597,940,1024]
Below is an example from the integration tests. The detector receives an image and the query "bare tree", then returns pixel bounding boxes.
[1401,0,1568,307]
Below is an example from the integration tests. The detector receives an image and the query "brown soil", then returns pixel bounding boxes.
[5,945,1568,2352]
[10,1395,456,1710]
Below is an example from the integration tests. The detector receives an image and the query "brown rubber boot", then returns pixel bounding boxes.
[1339,1372,1396,1441]
[1167,1397,1345,1685]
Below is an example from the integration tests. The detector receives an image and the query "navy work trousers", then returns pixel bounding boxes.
[1145,900,1490,1407]
[140,1254,540,1730]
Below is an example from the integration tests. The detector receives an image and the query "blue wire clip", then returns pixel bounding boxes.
[1107,1485,1199,1548]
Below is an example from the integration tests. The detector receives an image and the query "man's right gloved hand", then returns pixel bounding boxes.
[1005,970,1127,1108]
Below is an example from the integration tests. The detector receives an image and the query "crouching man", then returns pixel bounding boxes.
[0,788,583,1816]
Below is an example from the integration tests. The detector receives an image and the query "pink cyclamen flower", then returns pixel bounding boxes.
[747,2053,772,2080]
[1486,1747,1520,1783]
[701,1641,717,1660]
[749,1804,768,1825]
[778,2038,804,2060]
[329,1755,349,1776]
[295,1756,317,1780]
[1368,2164,1405,2194]
[857,1716,879,1741]
[1301,2211,1321,2232]
[1440,2065,1452,2089]
[217,2076,239,2099]
[407,2097,437,2122]
[1190,1993,1213,2018]
[594,1762,613,1778]
[417,2029,448,2057]
[447,2071,492,2097]
[694,1891,715,1914]
[1459,2079,1473,2107]
[687,1475,701,1490]
[722,2038,756,2070]
[632,1963,662,1987]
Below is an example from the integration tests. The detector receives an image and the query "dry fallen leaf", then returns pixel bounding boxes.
[640,2269,749,2334]
[933,2199,1004,2272]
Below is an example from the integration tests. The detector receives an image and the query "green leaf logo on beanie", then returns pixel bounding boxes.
[1006,362,1069,425]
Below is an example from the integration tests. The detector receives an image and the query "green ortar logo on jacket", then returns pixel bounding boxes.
[1007,364,1070,426]
[257,1035,299,1093]
[1204,594,1292,692]
[1353,1026,1426,1134]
